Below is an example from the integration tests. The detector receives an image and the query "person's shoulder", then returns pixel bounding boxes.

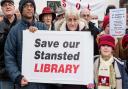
[114,57,124,65]
[12,21,21,28]
[35,21,48,30]
[36,21,46,26]
[94,55,100,62]
[0,20,5,27]
[0,20,4,24]
[9,21,22,33]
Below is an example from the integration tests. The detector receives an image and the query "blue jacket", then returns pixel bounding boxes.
[4,19,48,84]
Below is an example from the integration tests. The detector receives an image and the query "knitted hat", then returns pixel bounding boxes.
[39,7,56,21]
[102,16,109,30]
[0,0,14,6]
[19,0,36,14]
[98,34,115,49]
[122,34,128,49]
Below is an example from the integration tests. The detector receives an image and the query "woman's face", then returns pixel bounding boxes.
[42,14,52,26]
[100,45,113,57]
[66,14,79,31]
[104,24,109,34]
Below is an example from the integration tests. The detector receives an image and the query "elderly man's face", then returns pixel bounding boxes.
[66,14,79,31]
[1,2,15,17]
[80,9,91,22]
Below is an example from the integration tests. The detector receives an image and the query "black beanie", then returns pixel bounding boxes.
[19,0,36,14]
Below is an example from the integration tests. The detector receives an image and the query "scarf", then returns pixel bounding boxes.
[95,56,117,89]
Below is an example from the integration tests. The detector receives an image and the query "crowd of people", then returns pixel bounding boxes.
[0,0,128,89]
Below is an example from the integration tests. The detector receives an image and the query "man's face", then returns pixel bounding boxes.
[1,2,15,16]
[42,14,52,26]
[80,9,91,22]
[66,14,79,31]
[22,3,34,19]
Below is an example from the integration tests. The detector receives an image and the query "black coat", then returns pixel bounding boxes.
[0,15,18,80]
[88,21,100,56]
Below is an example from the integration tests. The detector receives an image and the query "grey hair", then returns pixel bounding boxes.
[65,9,80,20]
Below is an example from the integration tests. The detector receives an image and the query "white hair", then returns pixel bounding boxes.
[65,9,80,20]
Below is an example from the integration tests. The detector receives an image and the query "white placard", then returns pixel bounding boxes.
[22,31,93,85]
[110,8,126,37]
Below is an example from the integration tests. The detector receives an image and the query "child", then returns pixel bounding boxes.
[94,34,125,89]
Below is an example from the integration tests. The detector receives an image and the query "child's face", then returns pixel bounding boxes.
[100,45,113,57]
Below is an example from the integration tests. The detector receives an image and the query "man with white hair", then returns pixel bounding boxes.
[59,9,88,31]
[80,8,100,55]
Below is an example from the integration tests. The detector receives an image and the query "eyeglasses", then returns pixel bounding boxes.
[2,3,14,7]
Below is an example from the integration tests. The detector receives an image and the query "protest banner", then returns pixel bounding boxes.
[110,8,126,37]
[61,0,119,20]
[22,31,93,85]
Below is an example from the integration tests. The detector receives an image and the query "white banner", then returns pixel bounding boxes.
[22,31,94,85]
[61,0,119,20]
[110,8,126,37]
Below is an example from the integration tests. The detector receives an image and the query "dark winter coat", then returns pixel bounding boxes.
[4,19,54,89]
[88,21,99,56]
[0,15,18,80]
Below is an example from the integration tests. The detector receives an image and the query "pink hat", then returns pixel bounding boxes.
[98,34,115,49]
[39,7,56,21]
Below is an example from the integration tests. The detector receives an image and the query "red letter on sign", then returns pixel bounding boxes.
[62,0,66,7]
[44,64,50,72]
[40,64,44,72]
[58,64,64,73]
[76,3,80,10]
[73,64,80,73]
[51,64,58,73]
[34,64,39,72]
[65,64,72,73]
